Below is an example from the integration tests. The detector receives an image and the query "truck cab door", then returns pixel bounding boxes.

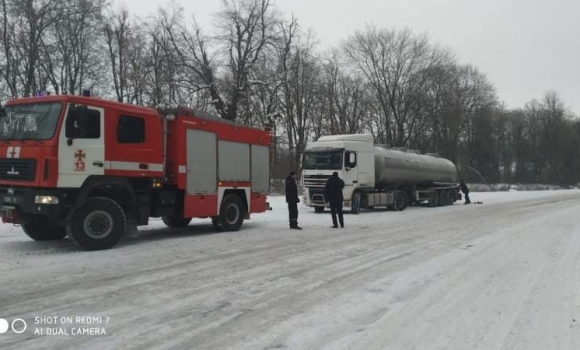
[345,151,363,186]
[57,104,105,188]
[346,151,369,187]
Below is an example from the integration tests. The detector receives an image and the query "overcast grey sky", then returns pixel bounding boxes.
[119,0,580,114]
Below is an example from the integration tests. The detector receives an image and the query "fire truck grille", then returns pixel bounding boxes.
[0,159,36,181]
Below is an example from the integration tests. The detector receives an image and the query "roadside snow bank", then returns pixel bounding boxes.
[468,183,578,192]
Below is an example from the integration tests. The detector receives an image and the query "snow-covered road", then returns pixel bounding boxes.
[1,190,580,349]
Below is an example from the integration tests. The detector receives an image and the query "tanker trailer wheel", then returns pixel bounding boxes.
[213,194,245,232]
[314,206,325,213]
[351,191,362,214]
[66,197,126,251]
[443,190,453,206]
[394,191,408,211]
[22,216,67,241]
[439,190,449,206]
[429,191,440,207]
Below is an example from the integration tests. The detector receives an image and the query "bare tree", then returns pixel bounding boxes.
[0,0,18,97]
[163,0,281,121]
[103,8,131,102]
[3,0,65,96]
[320,52,370,135]
[243,15,298,127]
[343,26,452,147]
[39,0,107,95]
[281,33,320,168]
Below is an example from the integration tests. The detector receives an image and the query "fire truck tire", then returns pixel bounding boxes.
[214,194,245,232]
[22,218,67,241]
[66,197,126,251]
[162,216,192,228]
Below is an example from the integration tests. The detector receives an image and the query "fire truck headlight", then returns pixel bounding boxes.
[35,196,59,205]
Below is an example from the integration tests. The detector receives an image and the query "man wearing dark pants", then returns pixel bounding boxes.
[460,179,471,204]
[285,171,302,230]
[325,172,345,228]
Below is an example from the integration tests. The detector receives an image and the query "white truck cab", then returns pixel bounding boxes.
[301,134,375,213]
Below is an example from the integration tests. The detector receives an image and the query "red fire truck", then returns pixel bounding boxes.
[0,94,271,250]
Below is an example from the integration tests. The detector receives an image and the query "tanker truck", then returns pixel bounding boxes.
[301,134,461,213]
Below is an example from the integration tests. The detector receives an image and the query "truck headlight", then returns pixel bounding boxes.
[35,195,59,204]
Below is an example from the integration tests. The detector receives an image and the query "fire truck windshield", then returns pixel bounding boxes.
[0,102,62,140]
[302,150,343,170]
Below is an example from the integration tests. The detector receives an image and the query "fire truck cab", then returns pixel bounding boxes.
[0,94,271,250]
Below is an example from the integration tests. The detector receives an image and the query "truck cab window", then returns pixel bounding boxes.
[65,107,100,139]
[302,151,343,170]
[117,115,145,143]
[0,102,62,141]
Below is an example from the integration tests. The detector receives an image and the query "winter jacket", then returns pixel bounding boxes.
[460,182,469,194]
[324,175,345,205]
[285,175,299,203]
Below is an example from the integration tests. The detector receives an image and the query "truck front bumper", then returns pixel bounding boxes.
[303,187,328,207]
[0,187,70,224]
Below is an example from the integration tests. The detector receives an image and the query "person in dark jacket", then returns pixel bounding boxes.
[460,179,471,204]
[324,172,345,228]
[285,171,302,229]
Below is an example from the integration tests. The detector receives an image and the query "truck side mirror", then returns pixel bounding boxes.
[346,152,357,168]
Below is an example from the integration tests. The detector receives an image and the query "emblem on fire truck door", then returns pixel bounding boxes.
[74,149,86,171]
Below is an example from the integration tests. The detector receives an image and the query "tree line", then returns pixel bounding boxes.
[1,0,579,185]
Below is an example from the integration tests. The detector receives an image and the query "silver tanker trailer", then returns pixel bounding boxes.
[301,134,461,213]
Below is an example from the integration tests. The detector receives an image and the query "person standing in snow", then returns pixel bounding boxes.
[285,171,302,230]
[460,179,471,204]
[324,172,345,228]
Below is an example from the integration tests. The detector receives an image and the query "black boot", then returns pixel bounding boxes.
[290,221,302,230]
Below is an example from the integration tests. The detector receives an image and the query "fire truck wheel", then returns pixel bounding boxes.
[22,218,67,241]
[66,197,126,251]
[162,216,192,228]
[314,206,325,213]
[214,194,245,232]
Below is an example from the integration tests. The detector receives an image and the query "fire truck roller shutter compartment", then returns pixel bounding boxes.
[250,145,269,193]
[186,129,217,194]
[218,140,250,182]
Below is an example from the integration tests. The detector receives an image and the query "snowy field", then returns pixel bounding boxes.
[1,190,580,349]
